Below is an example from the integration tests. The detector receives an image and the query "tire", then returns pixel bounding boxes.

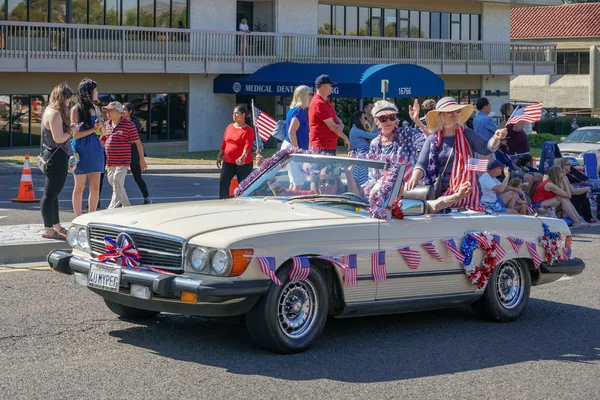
[104,299,160,319]
[471,259,531,322]
[245,263,329,354]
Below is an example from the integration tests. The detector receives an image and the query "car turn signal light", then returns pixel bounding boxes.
[181,291,197,303]
[229,249,254,277]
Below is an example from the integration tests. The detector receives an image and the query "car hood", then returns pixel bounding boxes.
[558,142,600,154]
[73,198,356,240]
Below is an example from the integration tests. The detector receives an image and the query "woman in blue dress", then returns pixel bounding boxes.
[70,78,105,216]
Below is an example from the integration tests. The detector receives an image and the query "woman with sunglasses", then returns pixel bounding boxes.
[406,97,507,211]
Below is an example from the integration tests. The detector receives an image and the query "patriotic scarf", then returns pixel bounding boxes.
[424,126,484,212]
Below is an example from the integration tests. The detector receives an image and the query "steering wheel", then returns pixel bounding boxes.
[340,192,368,204]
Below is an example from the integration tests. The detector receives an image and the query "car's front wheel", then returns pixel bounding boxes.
[471,259,531,322]
[245,264,329,354]
[103,299,161,319]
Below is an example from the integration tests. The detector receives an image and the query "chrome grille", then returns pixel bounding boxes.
[88,224,184,272]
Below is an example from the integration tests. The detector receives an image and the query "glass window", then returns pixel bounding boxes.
[371,8,381,36]
[461,14,470,40]
[441,13,450,39]
[470,15,479,40]
[7,0,27,20]
[150,94,168,141]
[0,96,10,148]
[106,0,120,26]
[172,0,187,28]
[30,0,49,22]
[469,90,480,106]
[30,95,47,147]
[430,12,440,39]
[318,4,331,34]
[451,13,460,40]
[399,10,408,38]
[168,93,187,140]
[157,0,171,28]
[11,95,30,147]
[333,5,344,35]
[420,11,429,38]
[358,7,369,36]
[71,0,88,24]
[384,9,396,37]
[410,11,419,38]
[122,0,138,26]
[459,90,469,105]
[139,0,154,27]
[89,0,105,25]
[131,94,150,141]
[580,52,590,74]
[345,6,358,36]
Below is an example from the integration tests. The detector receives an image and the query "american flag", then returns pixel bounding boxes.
[467,157,489,173]
[492,234,507,260]
[257,256,283,285]
[398,247,420,270]
[508,237,524,254]
[526,242,542,270]
[470,233,490,249]
[371,251,387,282]
[507,102,543,125]
[289,256,311,282]
[443,238,465,263]
[343,254,358,287]
[563,247,572,261]
[253,105,278,143]
[422,242,443,262]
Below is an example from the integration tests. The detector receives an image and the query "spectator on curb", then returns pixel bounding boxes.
[40,83,76,240]
[308,74,349,155]
[410,98,435,136]
[506,120,530,156]
[101,101,147,209]
[216,104,255,199]
[363,101,375,132]
[570,117,579,133]
[516,154,543,196]
[123,102,152,204]
[554,158,596,223]
[499,103,514,127]
[473,97,498,140]
[281,85,311,189]
[480,161,527,214]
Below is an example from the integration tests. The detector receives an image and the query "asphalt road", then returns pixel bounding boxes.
[0,172,220,226]
[1,231,599,399]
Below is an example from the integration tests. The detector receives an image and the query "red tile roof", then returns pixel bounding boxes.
[511,3,600,39]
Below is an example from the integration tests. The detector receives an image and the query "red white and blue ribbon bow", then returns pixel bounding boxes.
[99,235,141,268]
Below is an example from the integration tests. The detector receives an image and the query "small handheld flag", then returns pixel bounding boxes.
[467,158,488,173]
[507,103,543,126]
[253,105,278,143]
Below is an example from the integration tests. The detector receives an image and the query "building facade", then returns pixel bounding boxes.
[0,0,559,152]
[510,3,600,115]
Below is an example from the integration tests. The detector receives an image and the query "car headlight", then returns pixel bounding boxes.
[77,228,89,250]
[67,226,78,247]
[211,250,232,276]
[190,247,209,272]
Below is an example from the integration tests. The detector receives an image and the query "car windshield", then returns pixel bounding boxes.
[565,129,600,144]
[239,153,395,207]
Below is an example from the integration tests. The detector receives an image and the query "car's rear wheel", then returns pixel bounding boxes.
[245,263,329,354]
[103,299,160,319]
[471,259,531,322]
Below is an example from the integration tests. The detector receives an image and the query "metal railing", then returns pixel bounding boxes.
[0,21,557,74]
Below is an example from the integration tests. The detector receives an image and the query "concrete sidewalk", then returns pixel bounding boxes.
[0,224,71,265]
[0,162,220,176]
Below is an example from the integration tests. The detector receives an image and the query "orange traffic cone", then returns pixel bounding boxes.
[229,178,239,197]
[11,154,40,203]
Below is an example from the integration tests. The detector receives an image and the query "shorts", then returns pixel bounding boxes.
[482,195,507,213]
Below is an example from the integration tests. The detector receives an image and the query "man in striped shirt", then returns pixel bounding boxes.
[100,101,147,209]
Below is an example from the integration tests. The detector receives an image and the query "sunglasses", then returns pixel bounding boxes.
[376,114,397,123]
[442,110,461,115]
[319,178,337,186]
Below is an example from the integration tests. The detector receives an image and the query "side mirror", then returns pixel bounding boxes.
[561,137,566,142]
[402,199,427,216]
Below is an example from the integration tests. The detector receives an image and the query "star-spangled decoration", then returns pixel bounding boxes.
[508,237,524,254]
[99,234,141,268]
[289,256,311,282]
[539,222,562,265]
[527,241,542,270]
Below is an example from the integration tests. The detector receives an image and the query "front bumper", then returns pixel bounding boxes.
[47,249,271,317]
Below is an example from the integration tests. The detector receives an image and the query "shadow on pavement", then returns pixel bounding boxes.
[109,298,600,382]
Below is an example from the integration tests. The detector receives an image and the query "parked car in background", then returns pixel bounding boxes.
[558,126,600,170]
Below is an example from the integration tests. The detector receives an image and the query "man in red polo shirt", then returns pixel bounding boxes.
[308,74,349,155]
[100,101,147,209]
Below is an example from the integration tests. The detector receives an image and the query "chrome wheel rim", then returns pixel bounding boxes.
[496,260,524,309]
[277,280,318,339]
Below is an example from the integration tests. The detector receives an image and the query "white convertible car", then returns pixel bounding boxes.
[48,151,584,353]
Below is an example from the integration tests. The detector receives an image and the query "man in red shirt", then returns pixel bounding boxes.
[308,75,349,155]
[100,101,147,209]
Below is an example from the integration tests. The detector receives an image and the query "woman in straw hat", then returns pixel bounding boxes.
[406,97,507,211]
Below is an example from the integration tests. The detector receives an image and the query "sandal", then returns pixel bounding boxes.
[56,226,68,236]
[42,231,66,240]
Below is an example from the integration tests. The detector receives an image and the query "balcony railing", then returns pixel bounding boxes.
[0,21,557,75]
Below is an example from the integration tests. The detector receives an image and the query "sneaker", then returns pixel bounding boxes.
[143,197,153,205]
[587,218,597,223]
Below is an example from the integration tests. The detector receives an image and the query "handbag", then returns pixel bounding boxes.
[433,145,454,198]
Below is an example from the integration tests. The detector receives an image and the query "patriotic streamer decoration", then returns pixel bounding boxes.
[508,237,524,254]
[422,242,443,262]
[493,234,507,260]
[398,247,420,270]
[539,222,562,265]
[461,232,507,288]
[527,241,542,270]
[371,251,387,282]
[443,239,466,263]
[563,247,572,261]
[99,235,141,268]
[470,233,490,249]
[257,256,283,285]
[460,235,479,274]
[289,256,311,282]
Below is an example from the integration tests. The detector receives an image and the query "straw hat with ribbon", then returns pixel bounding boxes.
[425,97,474,129]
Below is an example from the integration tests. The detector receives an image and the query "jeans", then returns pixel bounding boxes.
[107,165,130,208]
[41,148,69,228]
[130,144,149,198]
[219,162,253,199]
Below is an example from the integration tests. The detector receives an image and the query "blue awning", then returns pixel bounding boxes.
[213,62,444,98]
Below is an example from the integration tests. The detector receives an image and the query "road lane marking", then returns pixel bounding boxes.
[0,266,50,273]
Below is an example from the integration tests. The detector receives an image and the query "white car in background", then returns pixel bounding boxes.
[558,126,600,170]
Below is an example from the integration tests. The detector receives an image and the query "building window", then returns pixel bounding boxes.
[440,12,450,39]
[398,10,408,38]
[430,12,440,39]
[72,0,88,24]
[470,15,479,41]
[333,5,344,35]
[451,13,460,40]
[358,7,369,36]
[345,6,357,36]
[371,8,381,37]
[122,0,138,26]
[557,52,590,75]
[384,9,396,38]
[171,0,187,28]
[318,4,332,34]
[30,0,49,22]
[461,14,470,41]
[420,11,429,39]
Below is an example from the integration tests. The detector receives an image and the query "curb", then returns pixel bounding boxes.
[0,241,69,264]
[0,165,221,176]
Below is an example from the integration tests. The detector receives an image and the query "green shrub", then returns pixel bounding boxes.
[528,133,561,147]
[538,117,600,135]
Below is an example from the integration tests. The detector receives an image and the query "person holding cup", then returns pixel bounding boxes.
[216,105,255,199]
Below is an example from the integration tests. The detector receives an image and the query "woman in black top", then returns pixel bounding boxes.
[123,103,151,204]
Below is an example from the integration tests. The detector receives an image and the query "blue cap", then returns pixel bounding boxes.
[487,160,504,170]
[315,74,336,86]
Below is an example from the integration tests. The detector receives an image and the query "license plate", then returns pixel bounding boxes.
[88,262,121,292]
